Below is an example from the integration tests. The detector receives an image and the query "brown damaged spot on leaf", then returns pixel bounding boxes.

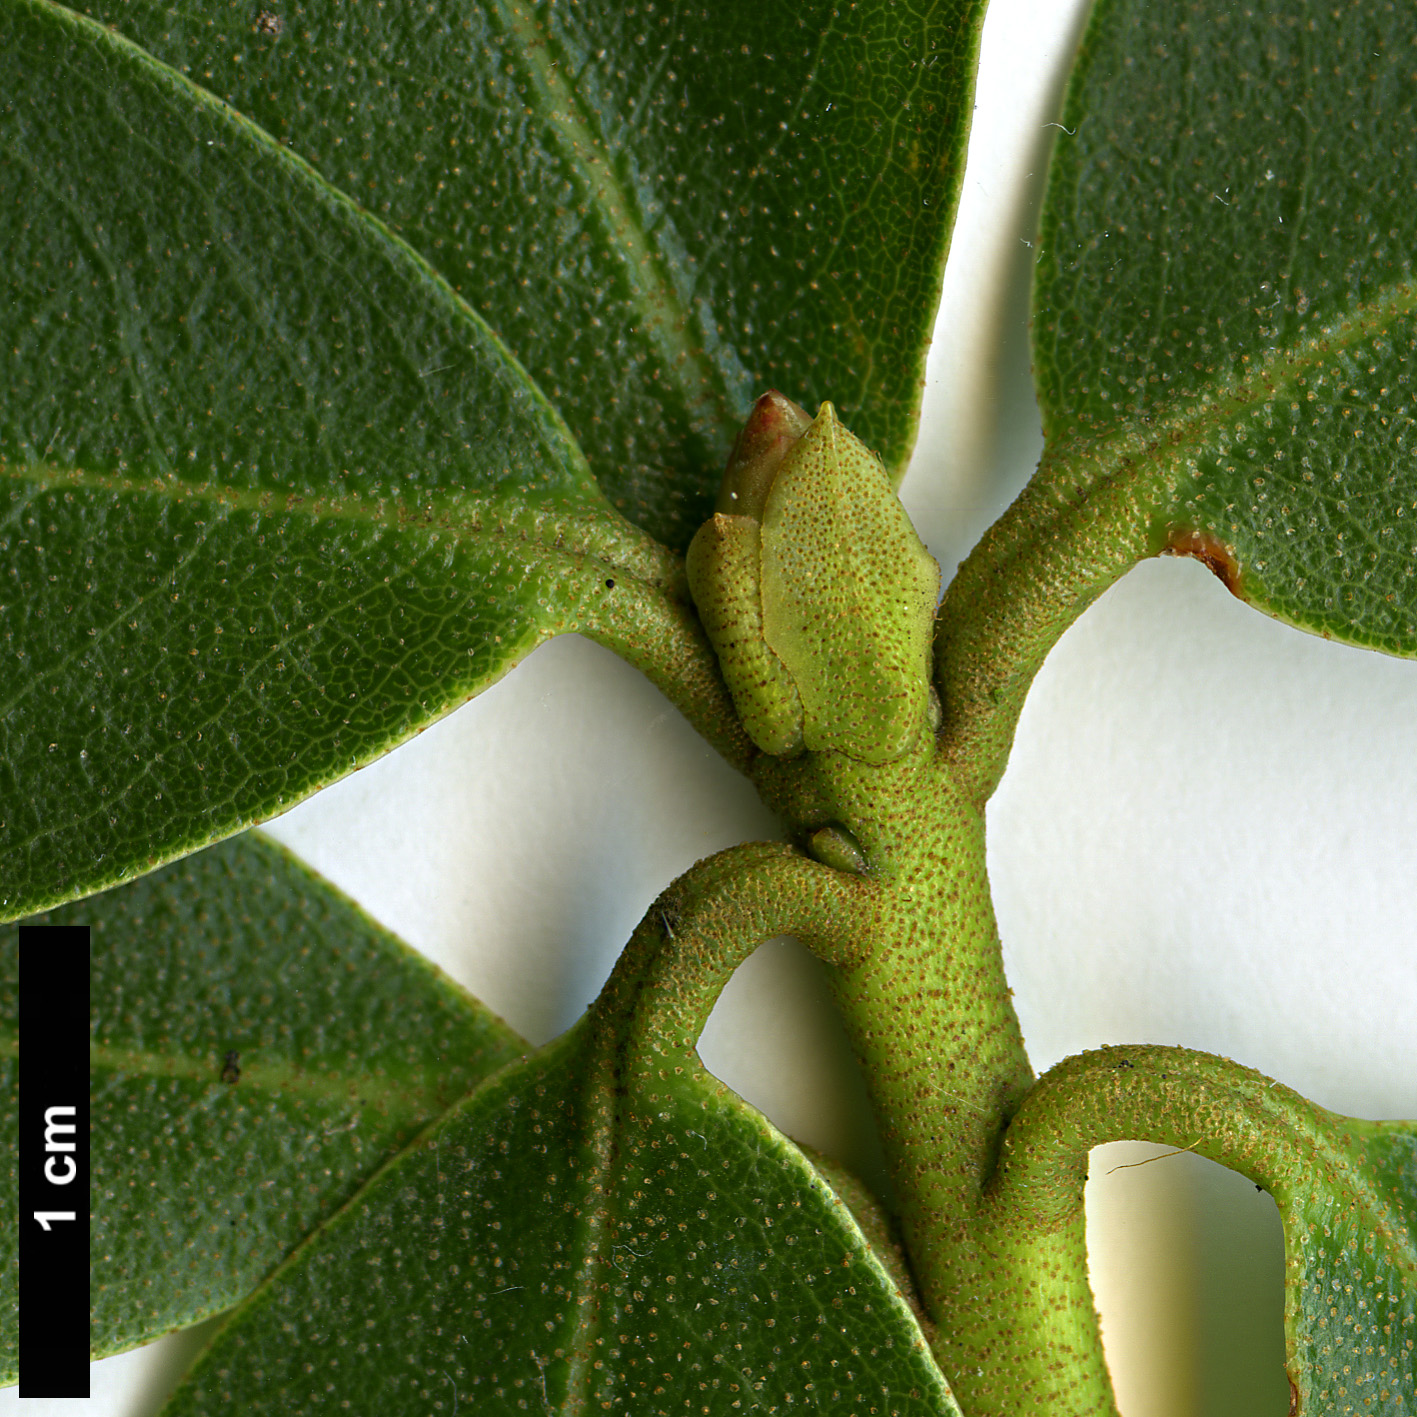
[1288,1373,1300,1416]
[1162,528,1243,596]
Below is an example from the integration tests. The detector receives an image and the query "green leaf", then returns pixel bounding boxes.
[67,0,988,549]
[0,0,682,919]
[0,830,526,1375]
[157,1022,960,1416]
[1037,0,1417,648]
[1285,1117,1417,1415]
[804,1146,933,1339]
[936,0,1417,797]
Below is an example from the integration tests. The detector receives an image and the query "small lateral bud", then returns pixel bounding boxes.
[808,825,870,876]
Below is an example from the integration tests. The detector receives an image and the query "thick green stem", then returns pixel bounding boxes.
[752,740,1067,1414]
[822,762,1030,1268]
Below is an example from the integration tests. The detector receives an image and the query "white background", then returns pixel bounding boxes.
[22,0,1417,1411]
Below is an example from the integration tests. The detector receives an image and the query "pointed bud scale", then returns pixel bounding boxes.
[687,397,940,764]
[715,390,813,519]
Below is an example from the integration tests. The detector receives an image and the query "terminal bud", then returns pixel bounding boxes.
[687,394,940,764]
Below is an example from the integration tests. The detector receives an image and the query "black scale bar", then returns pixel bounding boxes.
[18,925,90,1398]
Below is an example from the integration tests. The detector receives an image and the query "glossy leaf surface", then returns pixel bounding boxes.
[4,831,525,1368]
[1036,0,1417,651]
[0,0,677,918]
[71,0,988,550]
[159,1023,959,1415]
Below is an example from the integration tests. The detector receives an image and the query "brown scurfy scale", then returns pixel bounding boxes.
[1162,528,1242,596]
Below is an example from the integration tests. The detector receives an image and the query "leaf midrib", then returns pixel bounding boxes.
[120,0,735,440]
[1042,273,1417,503]
[484,0,732,439]
[0,454,675,725]
[1,454,659,562]
[8,1024,460,1126]
[90,1036,445,1128]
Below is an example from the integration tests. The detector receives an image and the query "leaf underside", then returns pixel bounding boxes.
[0,1017,11,1382]
[1036,0,1417,653]
[70,0,987,550]
[0,831,526,1377]
[2,0,987,918]
[0,0,667,919]
[158,1024,959,1416]
[1281,1116,1417,1414]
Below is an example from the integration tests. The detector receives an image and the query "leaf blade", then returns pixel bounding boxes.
[156,1025,961,1416]
[1284,1116,1417,1414]
[935,0,1417,798]
[66,0,990,547]
[0,830,527,1375]
[1033,0,1417,652]
[0,0,677,916]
